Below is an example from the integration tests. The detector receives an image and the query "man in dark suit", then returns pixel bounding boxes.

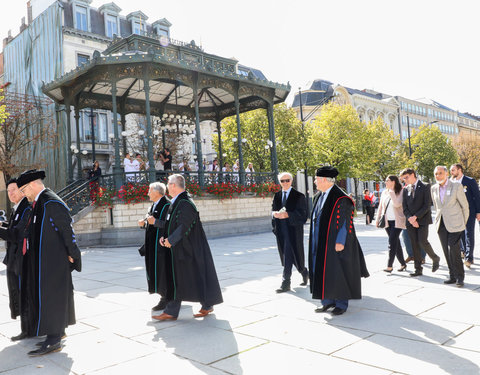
[450,164,480,268]
[0,178,33,340]
[272,172,308,293]
[400,168,441,277]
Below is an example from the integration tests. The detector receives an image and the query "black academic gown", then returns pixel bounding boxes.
[26,189,82,336]
[144,196,171,295]
[164,191,223,307]
[272,188,307,271]
[308,185,369,301]
[0,197,31,322]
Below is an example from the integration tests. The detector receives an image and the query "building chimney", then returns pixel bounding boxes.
[20,17,27,33]
[27,1,33,25]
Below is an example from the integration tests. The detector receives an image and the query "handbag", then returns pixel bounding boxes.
[378,198,390,228]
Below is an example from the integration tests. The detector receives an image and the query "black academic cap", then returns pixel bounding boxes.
[316,166,339,178]
[16,169,46,187]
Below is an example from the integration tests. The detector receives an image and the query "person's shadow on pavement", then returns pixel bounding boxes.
[148,306,244,374]
[323,295,480,374]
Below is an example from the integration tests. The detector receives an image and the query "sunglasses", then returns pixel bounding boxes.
[280,179,291,183]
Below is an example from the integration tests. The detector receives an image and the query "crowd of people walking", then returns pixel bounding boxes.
[1,161,479,358]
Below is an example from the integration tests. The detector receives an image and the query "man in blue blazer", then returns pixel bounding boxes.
[450,164,480,268]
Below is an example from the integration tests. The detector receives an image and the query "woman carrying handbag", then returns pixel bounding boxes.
[376,175,407,273]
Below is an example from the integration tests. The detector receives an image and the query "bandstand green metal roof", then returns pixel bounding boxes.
[42,33,290,120]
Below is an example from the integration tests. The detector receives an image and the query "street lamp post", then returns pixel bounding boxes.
[298,88,310,214]
[406,114,412,157]
[89,108,96,163]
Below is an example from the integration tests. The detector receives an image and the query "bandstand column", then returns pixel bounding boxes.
[74,108,82,179]
[234,87,245,185]
[216,114,224,176]
[143,79,156,182]
[120,109,127,156]
[64,101,73,183]
[111,81,122,188]
[193,75,204,186]
[267,102,279,179]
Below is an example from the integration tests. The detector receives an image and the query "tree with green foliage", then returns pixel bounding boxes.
[364,118,412,180]
[410,124,458,181]
[308,103,372,178]
[214,103,309,173]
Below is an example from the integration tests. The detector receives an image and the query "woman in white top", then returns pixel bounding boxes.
[376,175,407,273]
[232,159,240,182]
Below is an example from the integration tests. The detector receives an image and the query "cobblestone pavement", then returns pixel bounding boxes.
[1,217,480,374]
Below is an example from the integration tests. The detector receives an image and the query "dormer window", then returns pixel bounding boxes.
[127,11,148,36]
[72,0,92,32]
[76,5,88,31]
[152,18,172,39]
[99,3,122,38]
[106,14,118,38]
[133,21,145,35]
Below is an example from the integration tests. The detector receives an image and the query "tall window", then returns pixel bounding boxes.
[76,5,88,31]
[106,14,118,38]
[77,54,89,67]
[80,111,108,142]
[133,21,144,35]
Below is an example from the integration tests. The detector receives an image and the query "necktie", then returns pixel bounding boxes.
[282,191,287,207]
[22,201,36,255]
[314,193,324,221]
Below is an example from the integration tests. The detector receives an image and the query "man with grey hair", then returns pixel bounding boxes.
[309,166,369,315]
[138,182,171,310]
[272,172,308,292]
[431,166,469,287]
[153,174,222,321]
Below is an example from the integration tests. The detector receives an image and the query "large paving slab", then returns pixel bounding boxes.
[0,216,479,374]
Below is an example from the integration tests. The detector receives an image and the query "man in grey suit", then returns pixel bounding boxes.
[431,166,469,287]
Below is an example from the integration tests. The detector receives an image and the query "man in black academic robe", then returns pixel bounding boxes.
[153,174,223,321]
[272,172,308,293]
[138,182,171,311]
[309,166,369,316]
[17,170,82,356]
[0,178,34,340]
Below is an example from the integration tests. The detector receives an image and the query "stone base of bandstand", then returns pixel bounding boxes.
[72,196,273,247]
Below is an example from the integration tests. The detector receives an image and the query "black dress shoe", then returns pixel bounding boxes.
[444,278,456,284]
[456,280,464,287]
[28,342,61,357]
[331,307,346,315]
[300,270,309,286]
[152,298,169,311]
[432,260,440,272]
[315,303,335,313]
[276,281,291,293]
[11,332,28,341]
[410,271,423,277]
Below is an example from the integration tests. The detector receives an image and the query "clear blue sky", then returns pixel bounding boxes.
[2,0,479,114]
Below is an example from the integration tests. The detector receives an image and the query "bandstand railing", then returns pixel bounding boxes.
[58,171,277,215]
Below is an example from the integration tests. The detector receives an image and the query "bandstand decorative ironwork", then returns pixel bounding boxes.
[42,33,290,189]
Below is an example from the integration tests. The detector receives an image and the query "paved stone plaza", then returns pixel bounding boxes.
[1,217,480,374]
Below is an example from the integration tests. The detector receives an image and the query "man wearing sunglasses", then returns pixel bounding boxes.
[272,172,308,293]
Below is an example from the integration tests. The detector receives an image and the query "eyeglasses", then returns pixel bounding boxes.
[280,179,291,183]
[19,183,29,192]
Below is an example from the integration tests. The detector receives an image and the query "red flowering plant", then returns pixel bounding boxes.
[205,182,246,200]
[246,182,281,198]
[90,185,116,208]
[185,181,203,197]
[117,182,150,204]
